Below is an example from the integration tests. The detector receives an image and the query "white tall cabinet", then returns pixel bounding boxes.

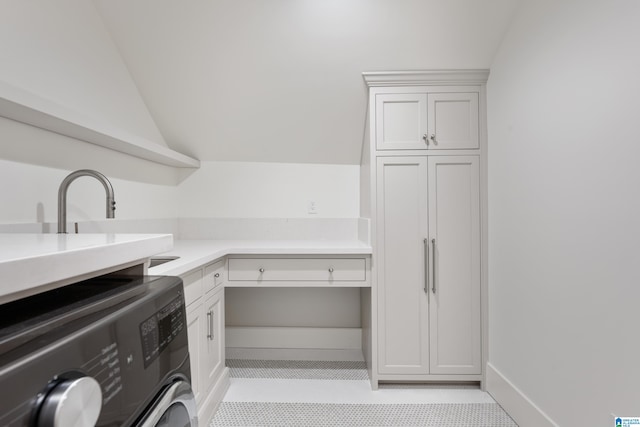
[363,71,488,387]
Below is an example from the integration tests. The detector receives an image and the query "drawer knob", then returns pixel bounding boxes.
[214,273,220,278]
[259,268,265,273]
[328,267,334,273]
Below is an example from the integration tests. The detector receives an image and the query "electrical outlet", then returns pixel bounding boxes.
[308,201,318,214]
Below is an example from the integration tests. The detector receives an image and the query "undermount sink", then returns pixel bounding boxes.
[149,256,180,268]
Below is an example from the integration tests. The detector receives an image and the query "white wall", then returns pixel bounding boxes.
[0,157,177,224]
[487,1,640,425]
[0,0,166,146]
[177,161,360,218]
[95,0,520,165]
[226,288,361,328]
[0,119,179,225]
[0,141,360,229]
[0,122,360,227]
[0,0,183,226]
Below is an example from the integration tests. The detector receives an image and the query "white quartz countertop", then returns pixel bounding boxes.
[149,239,372,277]
[0,233,173,304]
[0,235,370,304]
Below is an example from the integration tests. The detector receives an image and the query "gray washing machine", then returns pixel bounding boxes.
[0,274,197,427]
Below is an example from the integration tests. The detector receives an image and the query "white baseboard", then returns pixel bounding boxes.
[226,347,365,361]
[486,363,558,427]
[225,326,362,350]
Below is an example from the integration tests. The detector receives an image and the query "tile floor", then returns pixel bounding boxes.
[210,360,517,426]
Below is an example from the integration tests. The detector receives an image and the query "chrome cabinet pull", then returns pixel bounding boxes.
[207,311,213,340]
[422,134,429,145]
[430,134,436,143]
[259,268,265,273]
[423,238,429,294]
[214,273,220,278]
[431,238,436,293]
[328,267,334,273]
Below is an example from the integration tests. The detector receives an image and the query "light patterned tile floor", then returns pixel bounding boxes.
[211,402,517,426]
[210,360,518,427]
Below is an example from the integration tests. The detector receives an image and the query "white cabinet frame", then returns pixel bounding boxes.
[363,70,489,389]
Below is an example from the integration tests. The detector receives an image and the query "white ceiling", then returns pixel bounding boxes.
[94,0,521,165]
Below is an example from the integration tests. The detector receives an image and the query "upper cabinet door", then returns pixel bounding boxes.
[375,93,428,150]
[427,93,479,150]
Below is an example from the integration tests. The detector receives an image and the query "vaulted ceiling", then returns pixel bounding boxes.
[94,0,521,165]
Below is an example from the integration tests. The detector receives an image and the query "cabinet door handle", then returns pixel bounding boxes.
[214,273,220,278]
[259,268,265,273]
[207,310,214,340]
[423,238,429,294]
[422,133,429,145]
[430,134,436,142]
[328,267,334,273]
[431,238,437,293]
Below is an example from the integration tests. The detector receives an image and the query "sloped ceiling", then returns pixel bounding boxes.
[94,0,520,165]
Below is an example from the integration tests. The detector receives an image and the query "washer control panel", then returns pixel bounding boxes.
[139,295,185,368]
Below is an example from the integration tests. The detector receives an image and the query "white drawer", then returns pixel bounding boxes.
[182,269,204,306]
[227,258,366,282]
[204,259,225,293]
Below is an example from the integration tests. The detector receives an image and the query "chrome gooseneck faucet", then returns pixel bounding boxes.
[57,169,116,233]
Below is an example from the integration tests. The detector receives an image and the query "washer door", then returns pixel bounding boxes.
[138,380,198,427]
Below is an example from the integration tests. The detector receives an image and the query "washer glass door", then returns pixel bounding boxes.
[155,402,191,427]
[138,381,198,427]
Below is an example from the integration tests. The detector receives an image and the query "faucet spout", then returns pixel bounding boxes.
[57,169,116,233]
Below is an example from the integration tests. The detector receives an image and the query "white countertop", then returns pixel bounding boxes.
[0,235,371,304]
[149,240,372,277]
[0,233,173,304]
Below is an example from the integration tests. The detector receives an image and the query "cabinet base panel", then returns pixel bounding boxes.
[227,347,365,361]
[197,367,230,426]
[377,374,482,382]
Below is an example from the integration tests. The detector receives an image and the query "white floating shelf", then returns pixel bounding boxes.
[0,80,200,168]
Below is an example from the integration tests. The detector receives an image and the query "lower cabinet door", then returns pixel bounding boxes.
[376,156,482,377]
[427,156,481,375]
[204,288,224,389]
[186,301,204,405]
[376,157,430,374]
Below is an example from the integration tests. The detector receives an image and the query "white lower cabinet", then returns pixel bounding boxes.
[202,289,224,388]
[376,156,481,379]
[186,298,204,403]
[182,259,228,425]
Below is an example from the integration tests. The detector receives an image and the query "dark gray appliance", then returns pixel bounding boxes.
[0,274,197,427]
